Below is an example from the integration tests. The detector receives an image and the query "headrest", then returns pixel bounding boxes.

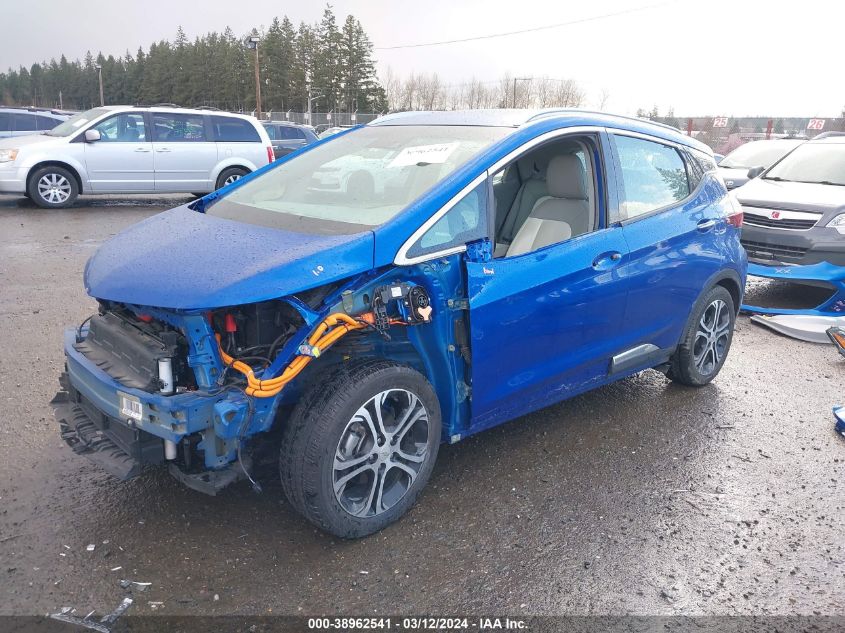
[546,155,586,199]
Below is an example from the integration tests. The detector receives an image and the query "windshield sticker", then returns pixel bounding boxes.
[388,142,458,168]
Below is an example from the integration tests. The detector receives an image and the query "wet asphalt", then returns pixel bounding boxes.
[0,193,842,618]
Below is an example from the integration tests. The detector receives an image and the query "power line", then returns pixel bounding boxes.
[375,0,680,50]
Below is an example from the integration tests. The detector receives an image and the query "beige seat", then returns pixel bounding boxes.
[506,155,591,257]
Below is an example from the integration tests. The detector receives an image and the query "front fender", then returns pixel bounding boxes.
[21,151,89,188]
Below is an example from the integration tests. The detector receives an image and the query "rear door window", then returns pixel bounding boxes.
[211,116,260,142]
[612,134,690,220]
[152,113,207,142]
[0,113,10,132]
[12,113,38,132]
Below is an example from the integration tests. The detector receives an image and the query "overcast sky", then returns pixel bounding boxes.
[2,0,843,116]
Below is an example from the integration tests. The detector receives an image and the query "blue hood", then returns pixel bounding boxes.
[85,206,375,309]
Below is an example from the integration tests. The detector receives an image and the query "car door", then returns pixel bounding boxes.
[82,112,154,192]
[463,132,631,430]
[609,131,726,352]
[151,112,217,192]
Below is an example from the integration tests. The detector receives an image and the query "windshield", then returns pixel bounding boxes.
[46,107,111,137]
[719,141,801,169]
[764,143,845,186]
[207,125,510,233]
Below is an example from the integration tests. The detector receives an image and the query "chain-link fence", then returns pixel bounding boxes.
[259,111,383,128]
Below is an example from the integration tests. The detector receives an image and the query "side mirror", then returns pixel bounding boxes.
[747,165,765,179]
[84,129,101,143]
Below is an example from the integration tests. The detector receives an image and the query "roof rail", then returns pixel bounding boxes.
[526,108,683,133]
[194,106,222,111]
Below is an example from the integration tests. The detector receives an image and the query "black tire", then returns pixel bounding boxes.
[215,167,248,191]
[27,165,79,208]
[280,360,441,538]
[668,285,736,386]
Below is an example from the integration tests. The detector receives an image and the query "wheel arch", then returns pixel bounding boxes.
[27,160,85,194]
[709,268,744,315]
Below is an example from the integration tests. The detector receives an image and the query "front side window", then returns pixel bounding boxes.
[35,115,61,131]
[93,113,147,142]
[613,134,689,220]
[207,125,509,234]
[152,113,206,142]
[212,116,260,142]
[406,181,487,259]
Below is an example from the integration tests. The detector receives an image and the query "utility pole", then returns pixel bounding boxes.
[58,90,63,109]
[247,35,262,119]
[95,64,104,106]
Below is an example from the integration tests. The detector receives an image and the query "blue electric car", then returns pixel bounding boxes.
[54,109,747,537]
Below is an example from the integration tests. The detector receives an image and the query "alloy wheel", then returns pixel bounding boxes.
[333,389,429,518]
[37,173,72,204]
[693,299,731,376]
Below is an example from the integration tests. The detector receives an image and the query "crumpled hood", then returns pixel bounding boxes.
[85,205,375,309]
[736,177,845,214]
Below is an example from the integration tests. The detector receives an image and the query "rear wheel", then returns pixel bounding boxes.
[28,165,79,208]
[215,167,248,190]
[280,360,441,538]
[668,285,735,386]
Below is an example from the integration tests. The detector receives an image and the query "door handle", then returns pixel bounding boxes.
[592,251,623,270]
[134,147,151,152]
[697,219,717,232]
[156,147,171,153]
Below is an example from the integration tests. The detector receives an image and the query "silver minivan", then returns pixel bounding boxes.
[0,106,273,207]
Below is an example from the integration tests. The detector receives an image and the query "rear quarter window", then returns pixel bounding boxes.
[212,116,261,142]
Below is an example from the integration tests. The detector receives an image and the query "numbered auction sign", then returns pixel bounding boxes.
[807,119,825,130]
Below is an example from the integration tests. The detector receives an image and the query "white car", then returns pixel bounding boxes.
[0,106,274,208]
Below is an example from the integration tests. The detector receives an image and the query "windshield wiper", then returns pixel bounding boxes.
[805,180,845,186]
[763,176,792,182]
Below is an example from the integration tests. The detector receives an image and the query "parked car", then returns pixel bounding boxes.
[262,121,318,159]
[0,105,273,207]
[319,125,354,139]
[0,106,71,139]
[718,138,804,190]
[737,134,845,268]
[53,109,746,538]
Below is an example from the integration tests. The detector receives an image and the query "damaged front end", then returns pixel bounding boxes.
[53,271,451,494]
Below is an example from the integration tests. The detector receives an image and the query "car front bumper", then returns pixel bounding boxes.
[740,222,845,267]
[741,261,845,316]
[0,163,28,193]
[53,327,253,478]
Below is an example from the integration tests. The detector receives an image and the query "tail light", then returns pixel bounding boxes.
[727,211,744,228]
[266,146,275,164]
[726,192,744,228]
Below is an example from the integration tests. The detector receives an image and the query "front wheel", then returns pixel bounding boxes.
[28,166,79,208]
[668,285,736,386]
[280,360,441,538]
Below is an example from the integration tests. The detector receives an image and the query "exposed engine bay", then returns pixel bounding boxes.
[55,277,441,493]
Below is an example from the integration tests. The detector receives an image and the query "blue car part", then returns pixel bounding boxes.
[835,406,845,438]
[741,261,845,316]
